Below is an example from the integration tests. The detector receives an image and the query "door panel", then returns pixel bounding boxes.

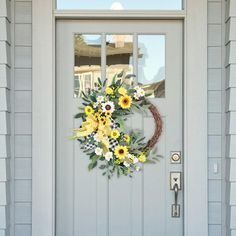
[56,20,183,236]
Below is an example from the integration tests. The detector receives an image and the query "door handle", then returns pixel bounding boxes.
[170,172,181,217]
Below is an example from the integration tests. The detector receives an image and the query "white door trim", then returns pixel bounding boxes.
[32,1,208,235]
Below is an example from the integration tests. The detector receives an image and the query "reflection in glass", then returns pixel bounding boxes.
[138,35,165,98]
[106,35,133,86]
[74,34,101,97]
[57,0,182,10]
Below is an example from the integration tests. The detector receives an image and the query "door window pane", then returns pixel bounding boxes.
[57,0,182,10]
[138,35,165,98]
[106,35,133,85]
[74,34,101,97]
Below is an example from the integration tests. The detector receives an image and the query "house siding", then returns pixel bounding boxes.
[208,0,226,235]
[225,0,236,235]
[0,1,11,236]
[13,1,32,236]
[0,0,229,235]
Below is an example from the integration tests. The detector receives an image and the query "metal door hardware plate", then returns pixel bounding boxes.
[172,204,180,217]
[170,151,181,164]
[170,172,181,190]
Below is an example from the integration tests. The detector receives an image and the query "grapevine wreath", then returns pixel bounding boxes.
[72,73,162,178]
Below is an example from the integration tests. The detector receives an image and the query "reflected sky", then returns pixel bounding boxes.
[138,35,165,84]
[57,0,182,10]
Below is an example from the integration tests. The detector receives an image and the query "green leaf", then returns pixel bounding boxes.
[125,74,136,79]
[88,161,97,171]
[98,77,102,86]
[81,91,88,98]
[74,113,84,119]
[117,70,124,78]
[103,78,108,87]
[112,74,117,84]
[99,165,106,169]
[90,96,97,102]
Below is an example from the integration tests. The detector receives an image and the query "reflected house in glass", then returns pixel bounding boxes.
[74,34,165,97]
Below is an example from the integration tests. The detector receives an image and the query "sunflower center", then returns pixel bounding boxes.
[105,104,111,110]
[119,149,124,154]
[123,99,128,104]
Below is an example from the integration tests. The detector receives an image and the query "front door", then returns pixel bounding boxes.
[56,20,183,236]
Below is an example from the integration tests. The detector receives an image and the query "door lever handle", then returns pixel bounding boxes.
[174,183,179,206]
[170,172,181,217]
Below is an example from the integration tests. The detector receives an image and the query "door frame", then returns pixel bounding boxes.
[32,1,208,236]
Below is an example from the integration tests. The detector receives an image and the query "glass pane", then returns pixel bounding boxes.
[57,0,182,10]
[74,34,101,97]
[138,35,165,98]
[106,35,134,85]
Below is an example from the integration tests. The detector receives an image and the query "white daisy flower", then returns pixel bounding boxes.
[123,161,130,167]
[105,152,113,161]
[138,89,145,97]
[134,85,141,91]
[102,101,115,113]
[97,96,104,103]
[94,133,101,142]
[133,92,140,100]
[127,154,139,164]
[136,87,145,97]
[95,147,103,156]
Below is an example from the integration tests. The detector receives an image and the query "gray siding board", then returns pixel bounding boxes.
[14,159,31,180]
[231,206,236,228]
[15,2,31,24]
[209,180,222,202]
[230,159,236,181]
[14,47,32,68]
[226,65,236,88]
[14,136,31,158]
[14,203,31,224]
[208,0,224,235]
[14,180,31,202]
[15,24,31,46]
[208,24,222,46]
[208,91,222,112]
[14,225,31,236]
[13,0,33,234]
[209,202,222,225]
[209,225,222,236]
[208,2,222,24]
[225,0,236,235]
[208,113,222,135]
[14,91,31,113]
[208,69,222,90]
[208,47,222,68]
[15,113,31,135]
[14,69,31,91]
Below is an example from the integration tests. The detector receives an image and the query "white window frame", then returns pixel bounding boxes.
[32,1,208,235]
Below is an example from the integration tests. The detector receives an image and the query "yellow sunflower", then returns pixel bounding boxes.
[138,153,147,163]
[110,129,120,139]
[114,146,128,160]
[118,95,132,109]
[84,106,94,115]
[123,134,131,143]
[105,87,114,95]
[105,111,112,117]
[118,87,127,95]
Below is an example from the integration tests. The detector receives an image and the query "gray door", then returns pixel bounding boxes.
[56,20,183,236]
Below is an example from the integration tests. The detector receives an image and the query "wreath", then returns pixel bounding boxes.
[72,74,162,178]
